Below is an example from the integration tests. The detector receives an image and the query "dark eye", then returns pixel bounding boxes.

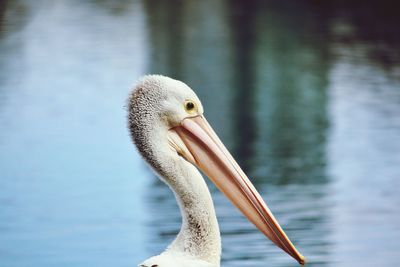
[184,100,197,114]
[186,101,194,110]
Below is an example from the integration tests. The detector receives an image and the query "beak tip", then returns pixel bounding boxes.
[298,255,306,265]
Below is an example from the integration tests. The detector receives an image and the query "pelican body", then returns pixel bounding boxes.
[127,75,305,267]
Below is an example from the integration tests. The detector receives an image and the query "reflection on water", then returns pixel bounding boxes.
[0,0,399,267]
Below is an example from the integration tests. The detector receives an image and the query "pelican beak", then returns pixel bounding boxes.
[168,115,305,265]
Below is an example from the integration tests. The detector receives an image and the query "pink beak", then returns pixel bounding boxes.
[168,115,305,265]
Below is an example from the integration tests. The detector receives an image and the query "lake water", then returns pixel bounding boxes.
[0,1,399,267]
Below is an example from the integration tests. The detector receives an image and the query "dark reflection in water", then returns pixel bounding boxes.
[0,0,399,267]
[228,0,258,173]
[144,0,186,79]
[252,1,330,186]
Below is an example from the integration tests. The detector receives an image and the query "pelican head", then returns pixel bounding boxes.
[128,75,305,267]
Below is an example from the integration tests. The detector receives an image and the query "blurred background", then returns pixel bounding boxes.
[0,0,399,266]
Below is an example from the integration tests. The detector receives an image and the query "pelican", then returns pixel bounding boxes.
[127,75,305,267]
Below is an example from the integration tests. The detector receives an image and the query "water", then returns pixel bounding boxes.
[0,1,399,267]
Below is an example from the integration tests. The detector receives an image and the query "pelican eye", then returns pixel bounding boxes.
[184,100,197,114]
